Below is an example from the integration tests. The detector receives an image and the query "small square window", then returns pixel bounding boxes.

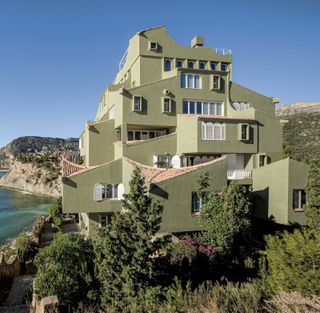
[149,42,159,51]
[199,61,206,70]
[210,62,217,71]
[221,63,228,71]
[176,59,184,68]
[149,131,155,138]
[259,155,267,167]
[163,98,171,113]
[188,60,195,69]
[133,96,142,111]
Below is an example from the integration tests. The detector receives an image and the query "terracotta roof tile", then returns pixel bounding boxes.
[125,156,226,183]
[62,159,86,176]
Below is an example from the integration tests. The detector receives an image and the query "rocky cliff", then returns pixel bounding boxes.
[276,102,320,116]
[0,161,61,198]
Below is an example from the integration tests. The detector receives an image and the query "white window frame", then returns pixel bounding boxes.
[201,122,226,141]
[293,189,305,211]
[182,100,224,116]
[162,97,171,113]
[164,58,172,72]
[180,73,202,89]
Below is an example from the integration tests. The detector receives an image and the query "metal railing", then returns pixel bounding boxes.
[213,48,232,55]
[227,170,252,180]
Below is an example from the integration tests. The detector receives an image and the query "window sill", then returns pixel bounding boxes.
[293,208,304,212]
[191,212,200,217]
[94,198,121,202]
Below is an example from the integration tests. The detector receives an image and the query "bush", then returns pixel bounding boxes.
[265,229,320,296]
[34,233,96,305]
[15,233,33,261]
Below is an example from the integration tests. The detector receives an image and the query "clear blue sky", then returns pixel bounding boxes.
[0,0,319,147]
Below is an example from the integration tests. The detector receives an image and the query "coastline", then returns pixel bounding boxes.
[0,183,57,199]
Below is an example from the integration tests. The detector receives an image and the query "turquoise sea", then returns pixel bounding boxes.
[0,171,53,244]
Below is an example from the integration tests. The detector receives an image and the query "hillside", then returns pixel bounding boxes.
[277,103,320,164]
[0,136,80,197]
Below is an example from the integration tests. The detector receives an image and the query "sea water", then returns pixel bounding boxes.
[0,171,52,244]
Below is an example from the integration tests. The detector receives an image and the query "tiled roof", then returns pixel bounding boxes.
[62,159,86,176]
[125,156,226,183]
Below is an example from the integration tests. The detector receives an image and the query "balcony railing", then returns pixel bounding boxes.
[119,49,128,70]
[213,48,232,55]
[227,170,252,180]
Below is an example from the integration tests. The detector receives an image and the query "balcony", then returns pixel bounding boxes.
[227,170,252,180]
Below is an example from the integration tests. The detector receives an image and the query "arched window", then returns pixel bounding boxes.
[106,184,113,198]
[188,61,194,69]
[93,183,104,201]
[171,155,181,168]
[213,123,222,140]
[164,59,171,71]
[194,156,202,165]
[201,156,208,163]
[117,183,125,200]
[176,59,183,68]
[113,184,119,199]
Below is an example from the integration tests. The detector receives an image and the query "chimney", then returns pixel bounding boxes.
[191,36,204,48]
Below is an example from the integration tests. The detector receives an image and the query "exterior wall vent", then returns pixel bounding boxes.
[149,41,159,51]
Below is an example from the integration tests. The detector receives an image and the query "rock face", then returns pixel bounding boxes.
[0,161,61,198]
[276,102,320,116]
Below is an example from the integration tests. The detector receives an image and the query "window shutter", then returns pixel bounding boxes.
[93,184,103,201]
[213,123,221,140]
[117,183,125,200]
[206,122,214,140]
[201,122,206,140]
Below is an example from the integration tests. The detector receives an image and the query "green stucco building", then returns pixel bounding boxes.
[62,26,308,237]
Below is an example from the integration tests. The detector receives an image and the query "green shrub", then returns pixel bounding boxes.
[15,233,32,261]
[265,229,320,296]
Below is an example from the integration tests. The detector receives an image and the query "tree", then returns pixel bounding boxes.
[305,158,320,230]
[94,168,167,310]
[265,229,320,296]
[48,197,63,227]
[194,171,212,202]
[34,233,96,304]
[200,181,251,256]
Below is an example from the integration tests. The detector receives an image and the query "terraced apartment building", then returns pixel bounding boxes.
[62,26,308,237]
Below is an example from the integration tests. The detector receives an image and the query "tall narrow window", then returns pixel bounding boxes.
[216,103,222,115]
[194,75,200,88]
[213,75,220,89]
[163,98,171,113]
[164,59,171,71]
[240,124,249,141]
[133,96,142,111]
[203,102,208,114]
[293,190,306,211]
[196,101,202,114]
[192,192,202,213]
[183,101,189,114]
[180,73,186,88]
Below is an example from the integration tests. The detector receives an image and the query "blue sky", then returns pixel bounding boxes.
[0,0,319,147]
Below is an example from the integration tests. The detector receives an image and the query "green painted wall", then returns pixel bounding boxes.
[62,159,123,214]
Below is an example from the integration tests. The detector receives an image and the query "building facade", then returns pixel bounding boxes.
[62,26,308,237]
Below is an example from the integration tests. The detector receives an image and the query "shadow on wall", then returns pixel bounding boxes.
[252,187,269,220]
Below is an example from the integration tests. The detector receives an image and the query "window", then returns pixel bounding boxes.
[149,41,159,51]
[239,124,250,141]
[133,96,142,111]
[94,183,124,201]
[201,122,225,140]
[210,62,217,71]
[213,75,220,90]
[176,59,184,68]
[127,130,165,141]
[192,192,202,213]
[182,100,224,115]
[199,61,206,70]
[259,154,267,167]
[221,63,228,71]
[100,214,112,228]
[155,155,170,168]
[188,60,195,69]
[164,59,172,71]
[293,189,306,211]
[163,98,171,113]
[180,73,201,89]
[116,130,121,141]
